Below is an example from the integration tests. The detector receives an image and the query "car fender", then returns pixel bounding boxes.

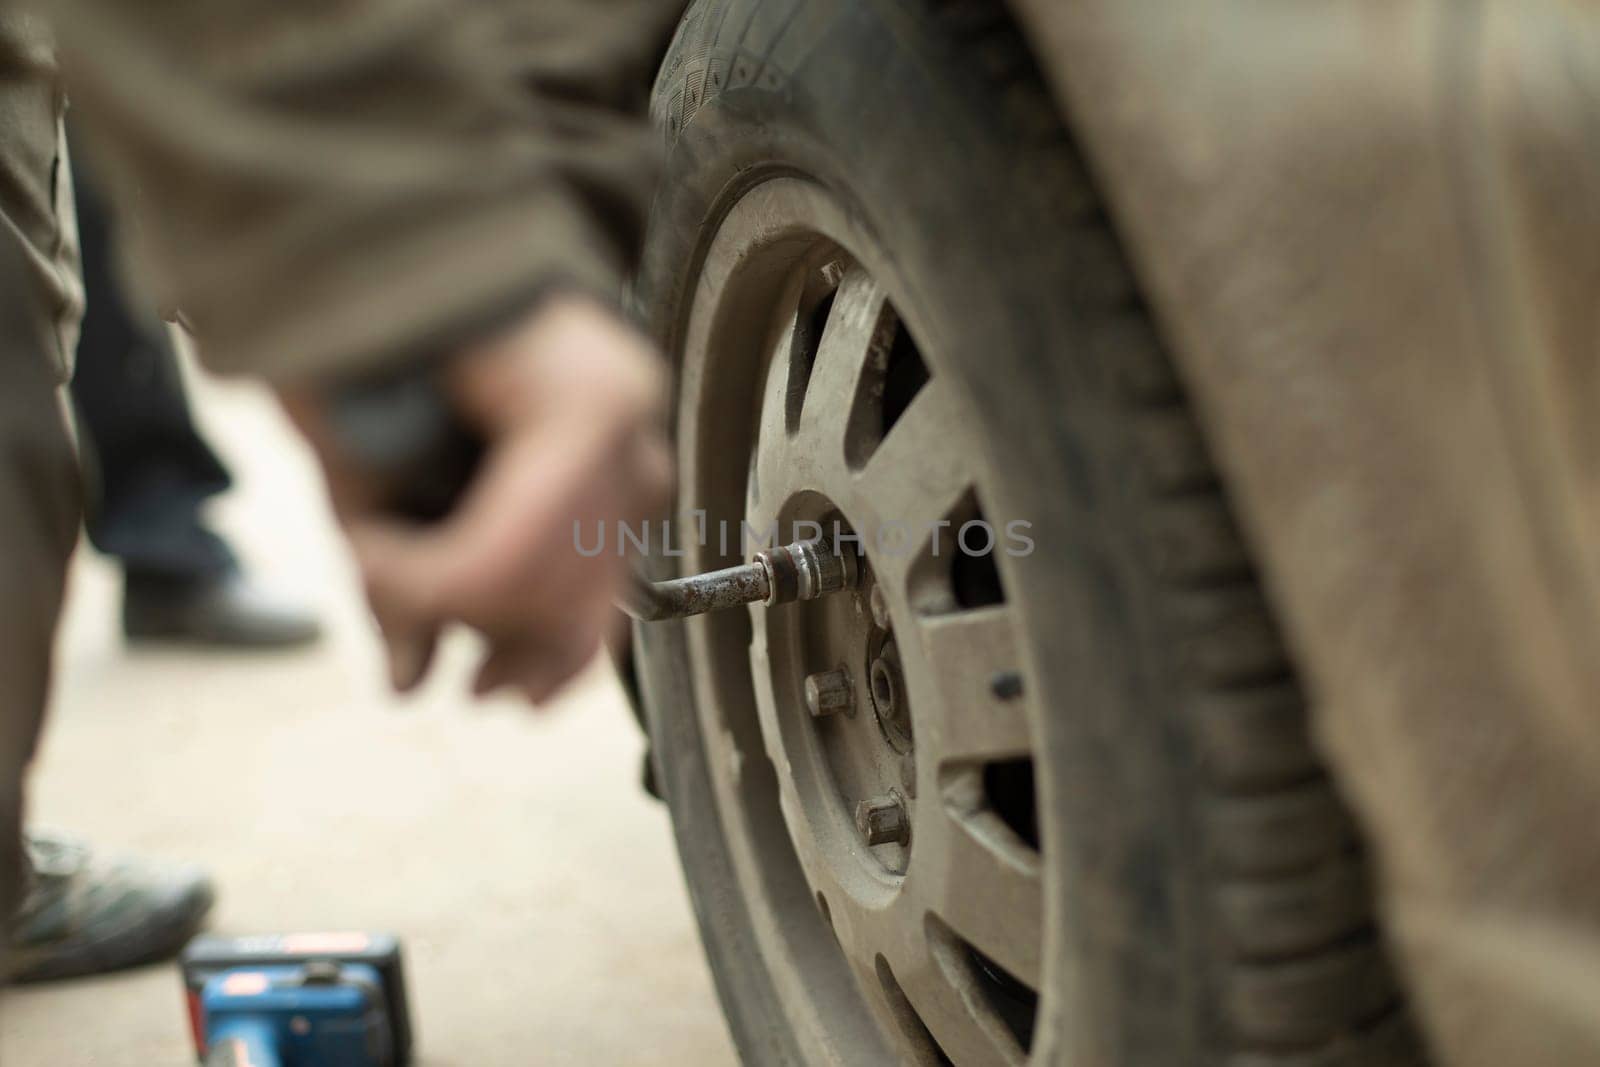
[1007,3,1600,1060]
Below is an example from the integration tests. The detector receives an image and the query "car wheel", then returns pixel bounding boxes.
[632,2,1427,1063]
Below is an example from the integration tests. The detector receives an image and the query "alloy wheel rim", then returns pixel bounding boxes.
[675,176,1044,1065]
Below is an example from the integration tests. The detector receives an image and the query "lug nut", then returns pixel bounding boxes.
[855,792,911,847]
[804,667,854,718]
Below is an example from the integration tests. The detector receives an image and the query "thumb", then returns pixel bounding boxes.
[349,520,448,691]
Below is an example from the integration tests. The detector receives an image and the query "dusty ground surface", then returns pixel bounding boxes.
[0,372,737,1066]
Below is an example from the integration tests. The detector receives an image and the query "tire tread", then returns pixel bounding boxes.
[917,2,1423,1060]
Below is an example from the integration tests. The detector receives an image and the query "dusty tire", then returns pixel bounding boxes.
[632,1,1426,1064]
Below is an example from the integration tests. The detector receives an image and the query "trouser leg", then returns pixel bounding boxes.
[0,316,81,932]
[0,14,85,947]
[68,143,234,581]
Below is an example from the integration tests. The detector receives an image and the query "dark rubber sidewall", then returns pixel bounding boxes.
[636,2,1212,1062]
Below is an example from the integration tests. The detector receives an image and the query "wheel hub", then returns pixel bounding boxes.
[786,516,919,876]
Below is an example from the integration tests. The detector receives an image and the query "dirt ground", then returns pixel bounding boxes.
[0,370,737,1066]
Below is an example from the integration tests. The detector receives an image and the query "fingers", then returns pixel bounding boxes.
[347,521,445,693]
[385,627,440,693]
[350,431,632,702]
[359,510,609,702]
[300,295,672,705]
[469,572,617,704]
[471,623,602,704]
[436,427,610,628]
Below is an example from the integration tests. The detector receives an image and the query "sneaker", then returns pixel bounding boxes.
[4,830,215,983]
[123,571,322,649]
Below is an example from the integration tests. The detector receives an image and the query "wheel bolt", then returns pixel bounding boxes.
[856,792,910,847]
[804,667,854,718]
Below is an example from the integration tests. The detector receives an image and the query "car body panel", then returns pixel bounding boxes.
[1006,5,1600,1062]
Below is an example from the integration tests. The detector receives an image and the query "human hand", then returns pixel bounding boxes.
[281,294,670,703]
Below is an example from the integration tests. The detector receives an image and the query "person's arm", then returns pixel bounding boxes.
[51,0,682,384]
[51,0,682,700]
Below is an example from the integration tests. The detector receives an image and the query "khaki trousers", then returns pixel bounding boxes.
[0,12,81,940]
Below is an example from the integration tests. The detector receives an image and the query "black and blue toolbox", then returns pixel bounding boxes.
[180,933,414,1067]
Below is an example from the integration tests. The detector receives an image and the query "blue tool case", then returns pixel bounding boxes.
[200,962,392,1067]
[182,932,412,1067]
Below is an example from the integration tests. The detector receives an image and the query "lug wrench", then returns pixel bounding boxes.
[621,539,860,621]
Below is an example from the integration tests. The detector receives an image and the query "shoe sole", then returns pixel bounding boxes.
[7,879,216,984]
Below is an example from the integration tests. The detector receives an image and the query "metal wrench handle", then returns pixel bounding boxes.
[623,540,859,622]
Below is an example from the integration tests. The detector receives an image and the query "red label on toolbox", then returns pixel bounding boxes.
[220,971,272,996]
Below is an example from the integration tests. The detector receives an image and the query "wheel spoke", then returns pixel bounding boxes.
[890,933,1029,1067]
[796,265,894,472]
[911,606,1032,767]
[748,293,807,521]
[848,380,974,588]
[836,950,951,1064]
[913,801,1042,991]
